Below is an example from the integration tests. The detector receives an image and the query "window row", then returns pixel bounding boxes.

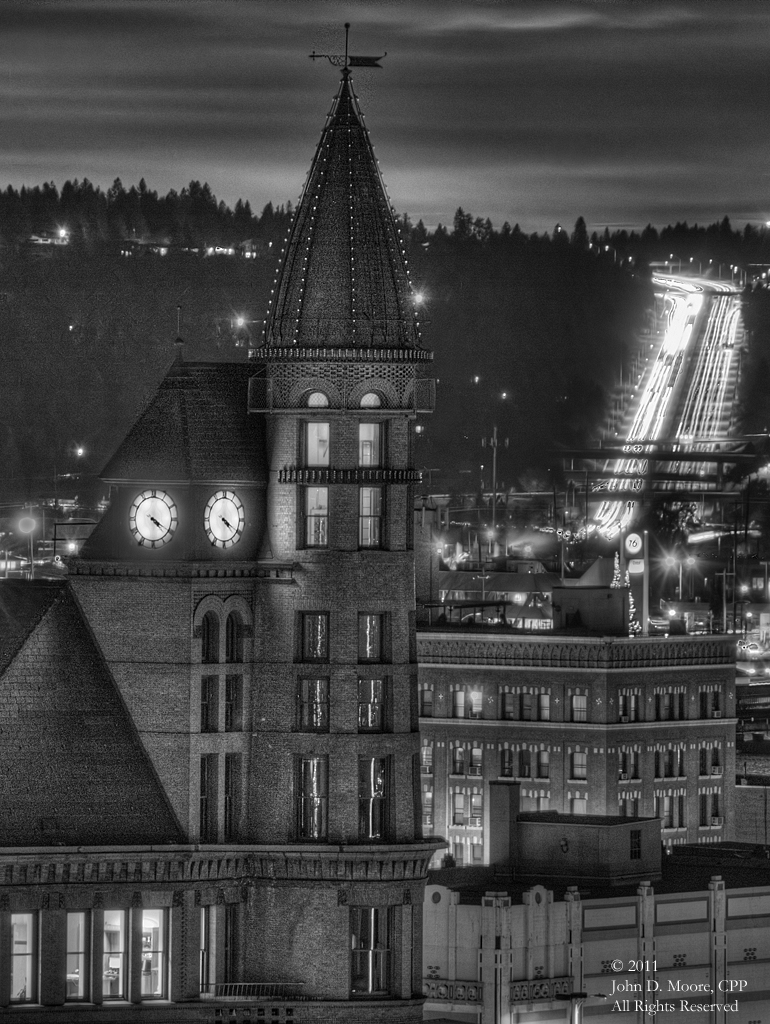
[297,756,390,841]
[304,421,383,467]
[300,612,387,663]
[7,909,169,1005]
[299,677,389,732]
[305,486,384,549]
[420,689,726,723]
[654,748,686,779]
[657,794,687,831]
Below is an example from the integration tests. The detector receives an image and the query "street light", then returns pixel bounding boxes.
[18,512,37,580]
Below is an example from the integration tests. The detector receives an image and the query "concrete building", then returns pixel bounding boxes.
[417,602,737,867]
[0,65,439,1021]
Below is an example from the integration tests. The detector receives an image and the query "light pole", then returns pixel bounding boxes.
[481,426,509,555]
[18,510,37,580]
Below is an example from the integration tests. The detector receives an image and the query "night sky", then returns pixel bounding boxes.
[0,0,768,234]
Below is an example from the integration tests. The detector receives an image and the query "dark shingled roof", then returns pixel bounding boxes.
[0,581,183,846]
[0,580,61,675]
[101,358,265,483]
[265,70,422,350]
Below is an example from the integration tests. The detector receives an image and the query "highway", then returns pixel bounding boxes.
[593,274,744,538]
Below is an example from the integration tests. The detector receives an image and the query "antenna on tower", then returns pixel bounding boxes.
[309,23,386,69]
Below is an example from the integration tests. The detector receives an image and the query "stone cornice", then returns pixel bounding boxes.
[277,466,421,485]
[417,632,735,669]
[67,560,296,581]
[0,840,445,888]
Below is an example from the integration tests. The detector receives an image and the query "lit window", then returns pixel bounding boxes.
[66,912,88,1001]
[305,422,330,466]
[10,913,37,1004]
[571,751,587,780]
[570,797,588,815]
[299,677,329,731]
[452,791,465,824]
[302,613,329,662]
[102,910,126,1000]
[453,690,465,718]
[420,744,433,774]
[141,910,168,1000]
[537,750,550,779]
[359,757,388,839]
[469,746,482,775]
[452,747,465,775]
[307,391,329,407]
[358,677,385,732]
[359,392,381,408]
[571,694,587,722]
[358,613,382,661]
[358,423,381,466]
[350,907,389,996]
[298,756,328,840]
[199,907,211,994]
[305,487,328,547]
[359,487,382,548]
[538,693,550,720]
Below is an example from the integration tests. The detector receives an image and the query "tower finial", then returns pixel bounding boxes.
[309,24,386,70]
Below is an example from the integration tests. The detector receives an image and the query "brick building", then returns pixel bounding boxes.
[0,65,440,1020]
[417,626,737,867]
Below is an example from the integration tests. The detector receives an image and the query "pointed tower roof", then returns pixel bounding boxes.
[264,69,423,352]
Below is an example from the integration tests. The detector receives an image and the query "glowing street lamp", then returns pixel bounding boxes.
[18,513,37,580]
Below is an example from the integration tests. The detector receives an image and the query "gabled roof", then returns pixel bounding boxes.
[0,581,183,846]
[101,358,265,483]
[265,70,422,350]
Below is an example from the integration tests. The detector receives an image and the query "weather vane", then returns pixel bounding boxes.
[309,22,386,69]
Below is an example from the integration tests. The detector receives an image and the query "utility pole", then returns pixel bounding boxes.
[482,426,509,554]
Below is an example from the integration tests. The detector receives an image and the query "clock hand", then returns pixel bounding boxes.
[219,515,235,532]
[147,514,163,529]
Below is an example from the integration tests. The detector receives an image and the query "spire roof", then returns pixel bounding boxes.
[264,70,422,351]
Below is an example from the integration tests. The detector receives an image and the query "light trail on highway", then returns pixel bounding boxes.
[593,275,743,538]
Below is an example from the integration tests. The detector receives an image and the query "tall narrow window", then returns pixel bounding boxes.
[224,675,242,732]
[200,675,217,733]
[141,910,168,1000]
[199,907,211,994]
[302,613,329,661]
[468,692,482,719]
[422,787,433,830]
[538,693,550,721]
[571,694,587,722]
[305,421,330,466]
[452,747,465,775]
[102,910,126,1001]
[66,912,88,1001]
[350,907,389,996]
[469,746,483,776]
[453,690,465,719]
[502,692,516,719]
[358,423,381,466]
[201,612,219,664]
[500,749,513,777]
[298,756,328,840]
[700,792,709,826]
[630,830,641,860]
[519,749,531,778]
[358,677,385,732]
[520,693,533,720]
[224,906,237,982]
[470,793,483,825]
[10,913,37,1004]
[200,754,217,842]
[537,750,550,779]
[420,744,433,775]
[571,751,587,780]
[629,693,639,721]
[359,757,388,839]
[359,487,382,548]
[224,754,241,843]
[225,613,243,663]
[358,613,382,661]
[453,792,466,825]
[420,689,433,717]
[299,677,329,731]
[305,487,329,547]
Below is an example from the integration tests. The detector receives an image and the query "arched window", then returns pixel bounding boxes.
[360,392,381,408]
[201,612,220,664]
[307,391,329,408]
[225,613,243,664]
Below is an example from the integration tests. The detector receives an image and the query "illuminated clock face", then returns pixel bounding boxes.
[204,490,245,548]
[129,490,178,547]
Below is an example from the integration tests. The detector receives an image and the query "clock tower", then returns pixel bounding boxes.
[64,58,439,1022]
